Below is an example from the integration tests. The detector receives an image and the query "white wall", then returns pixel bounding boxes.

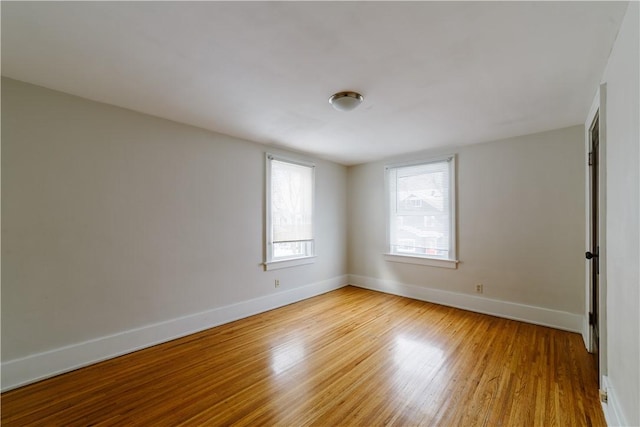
[348,126,586,327]
[1,78,348,388]
[600,2,640,425]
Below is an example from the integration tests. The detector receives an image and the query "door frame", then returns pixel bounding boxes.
[584,84,607,382]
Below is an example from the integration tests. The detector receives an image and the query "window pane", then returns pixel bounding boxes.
[389,159,452,259]
[273,241,313,259]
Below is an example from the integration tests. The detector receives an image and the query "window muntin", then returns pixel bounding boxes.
[387,157,456,261]
[266,155,315,264]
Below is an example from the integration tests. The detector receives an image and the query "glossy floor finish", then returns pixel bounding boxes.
[2,286,605,426]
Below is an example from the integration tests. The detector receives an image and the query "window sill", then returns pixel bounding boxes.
[383,254,459,269]
[263,256,316,271]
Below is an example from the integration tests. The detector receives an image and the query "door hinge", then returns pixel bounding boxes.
[589,312,594,325]
[588,152,594,166]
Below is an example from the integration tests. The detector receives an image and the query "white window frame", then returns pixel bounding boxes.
[264,153,316,271]
[384,155,458,269]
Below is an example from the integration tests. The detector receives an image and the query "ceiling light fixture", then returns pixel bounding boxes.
[328,91,364,112]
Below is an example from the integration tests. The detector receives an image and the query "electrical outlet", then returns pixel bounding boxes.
[275,279,280,288]
[475,283,483,294]
[599,389,608,403]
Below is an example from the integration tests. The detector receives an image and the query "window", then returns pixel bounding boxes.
[264,154,315,270]
[386,156,457,269]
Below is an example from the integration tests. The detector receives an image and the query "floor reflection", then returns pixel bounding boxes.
[390,335,446,420]
[393,336,445,410]
[270,338,306,375]
[266,337,310,423]
[394,335,444,376]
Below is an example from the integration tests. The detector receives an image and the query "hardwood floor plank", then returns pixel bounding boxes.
[1,286,605,426]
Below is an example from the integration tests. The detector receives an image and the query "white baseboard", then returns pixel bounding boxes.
[1,275,348,392]
[349,275,583,333]
[601,375,628,427]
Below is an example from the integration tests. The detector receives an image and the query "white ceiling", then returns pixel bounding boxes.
[1,1,628,165]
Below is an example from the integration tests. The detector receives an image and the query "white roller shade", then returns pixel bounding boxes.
[271,159,314,243]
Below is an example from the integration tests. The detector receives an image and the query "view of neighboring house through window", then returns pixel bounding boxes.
[266,154,315,264]
[387,157,456,260]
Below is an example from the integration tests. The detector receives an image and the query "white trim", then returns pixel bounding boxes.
[601,375,627,427]
[383,253,458,269]
[384,154,456,170]
[263,256,316,271]
[0,275,348,392]
[597,84,608,381]
[582,84,608,385]
[349,274,583,333]
[583,90,598,350]
[448,155,457,261]
[266,152,315,169]
[265,153,274,262]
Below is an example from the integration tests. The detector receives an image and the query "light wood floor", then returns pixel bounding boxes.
[2,286,604,426]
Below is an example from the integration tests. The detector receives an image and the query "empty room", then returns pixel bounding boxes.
[1,1,638,426]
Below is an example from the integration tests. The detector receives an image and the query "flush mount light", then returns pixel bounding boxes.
[328,91,364,112]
